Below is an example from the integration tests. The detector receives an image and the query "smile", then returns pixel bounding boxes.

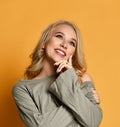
[55,49,66,56]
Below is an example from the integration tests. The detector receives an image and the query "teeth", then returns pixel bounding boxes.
[55,50,65,56]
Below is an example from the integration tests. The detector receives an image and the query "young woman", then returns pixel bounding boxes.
[12,20,103,127]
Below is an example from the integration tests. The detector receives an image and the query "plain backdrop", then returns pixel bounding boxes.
[0,0,120,126]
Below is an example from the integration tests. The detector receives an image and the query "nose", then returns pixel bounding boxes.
[60,41,67,49]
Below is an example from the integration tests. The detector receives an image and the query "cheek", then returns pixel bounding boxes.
[45,46,52,56]
[68,48,76,56]
[45,43,55,56]
[45,39,57,49]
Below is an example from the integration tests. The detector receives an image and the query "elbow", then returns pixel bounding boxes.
[95,109,103,127]
[86,108,103,127]
[79,106,103,127]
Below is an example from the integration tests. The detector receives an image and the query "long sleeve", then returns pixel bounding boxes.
[49,68,103,127]
[12,83,74,127]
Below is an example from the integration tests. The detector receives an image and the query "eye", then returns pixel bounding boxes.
[55,34,63,39]
[69,41,76,47]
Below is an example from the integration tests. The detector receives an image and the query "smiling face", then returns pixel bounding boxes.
[44,24,77,63]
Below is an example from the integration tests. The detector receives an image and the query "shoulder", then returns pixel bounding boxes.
[81,73,94,83]
[12,80,28,96]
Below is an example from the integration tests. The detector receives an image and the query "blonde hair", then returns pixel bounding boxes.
[25,20,87,79]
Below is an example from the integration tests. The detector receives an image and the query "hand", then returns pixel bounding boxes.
[91,88,101,104]
[54,55,73,73]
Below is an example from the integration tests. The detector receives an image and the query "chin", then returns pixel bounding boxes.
[53,57,64,62]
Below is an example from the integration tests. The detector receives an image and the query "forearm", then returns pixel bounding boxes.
[12,84,74,127]
[49,68,103,127]
[18,105,74,127]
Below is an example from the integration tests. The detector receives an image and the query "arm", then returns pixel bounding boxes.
[81,73,100,104]
[49,68,103,127]
[12,84,74,127]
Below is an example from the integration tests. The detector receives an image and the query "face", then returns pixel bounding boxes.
[44,24,77,63]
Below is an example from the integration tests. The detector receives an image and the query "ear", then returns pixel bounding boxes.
[41,43,45,49]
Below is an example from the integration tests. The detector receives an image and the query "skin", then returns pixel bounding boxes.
[44,24,77,65]
[35,24,100,104]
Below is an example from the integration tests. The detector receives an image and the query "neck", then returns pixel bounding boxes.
[34,59,57,79]
[43,60,56,75]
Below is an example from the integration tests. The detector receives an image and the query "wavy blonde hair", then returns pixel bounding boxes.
[25,20,87,79]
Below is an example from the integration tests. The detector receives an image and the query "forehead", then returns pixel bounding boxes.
[52,24,77,38]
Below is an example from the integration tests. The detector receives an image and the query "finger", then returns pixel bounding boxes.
[54,60,67,66]
[91,87,96,91]
[94,94,100,104]
[92,90,99,99]
[93,93,99,99]
[57,62,68,73]
[92,89,99,97]
[58,60,67,68]
[91,88,100,104]
[94,97,100,104]
[93,93,100,103]
[57,61,72,73]
[57,65,64,73]
[59,60,73,70]
[95,97,100,104]
[54,60,63,66]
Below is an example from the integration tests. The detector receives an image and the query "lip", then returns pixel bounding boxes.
[54,48,66,56]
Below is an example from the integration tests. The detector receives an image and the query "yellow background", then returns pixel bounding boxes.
[0,0,120,126]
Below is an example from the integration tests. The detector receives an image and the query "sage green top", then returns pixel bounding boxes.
[12,68,103,127]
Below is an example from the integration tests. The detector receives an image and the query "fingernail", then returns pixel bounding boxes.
[54,62,58,65]
[56,68,59,73]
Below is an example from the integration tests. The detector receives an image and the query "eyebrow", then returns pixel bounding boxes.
[55,32,77,43]
[55,32,64,35]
